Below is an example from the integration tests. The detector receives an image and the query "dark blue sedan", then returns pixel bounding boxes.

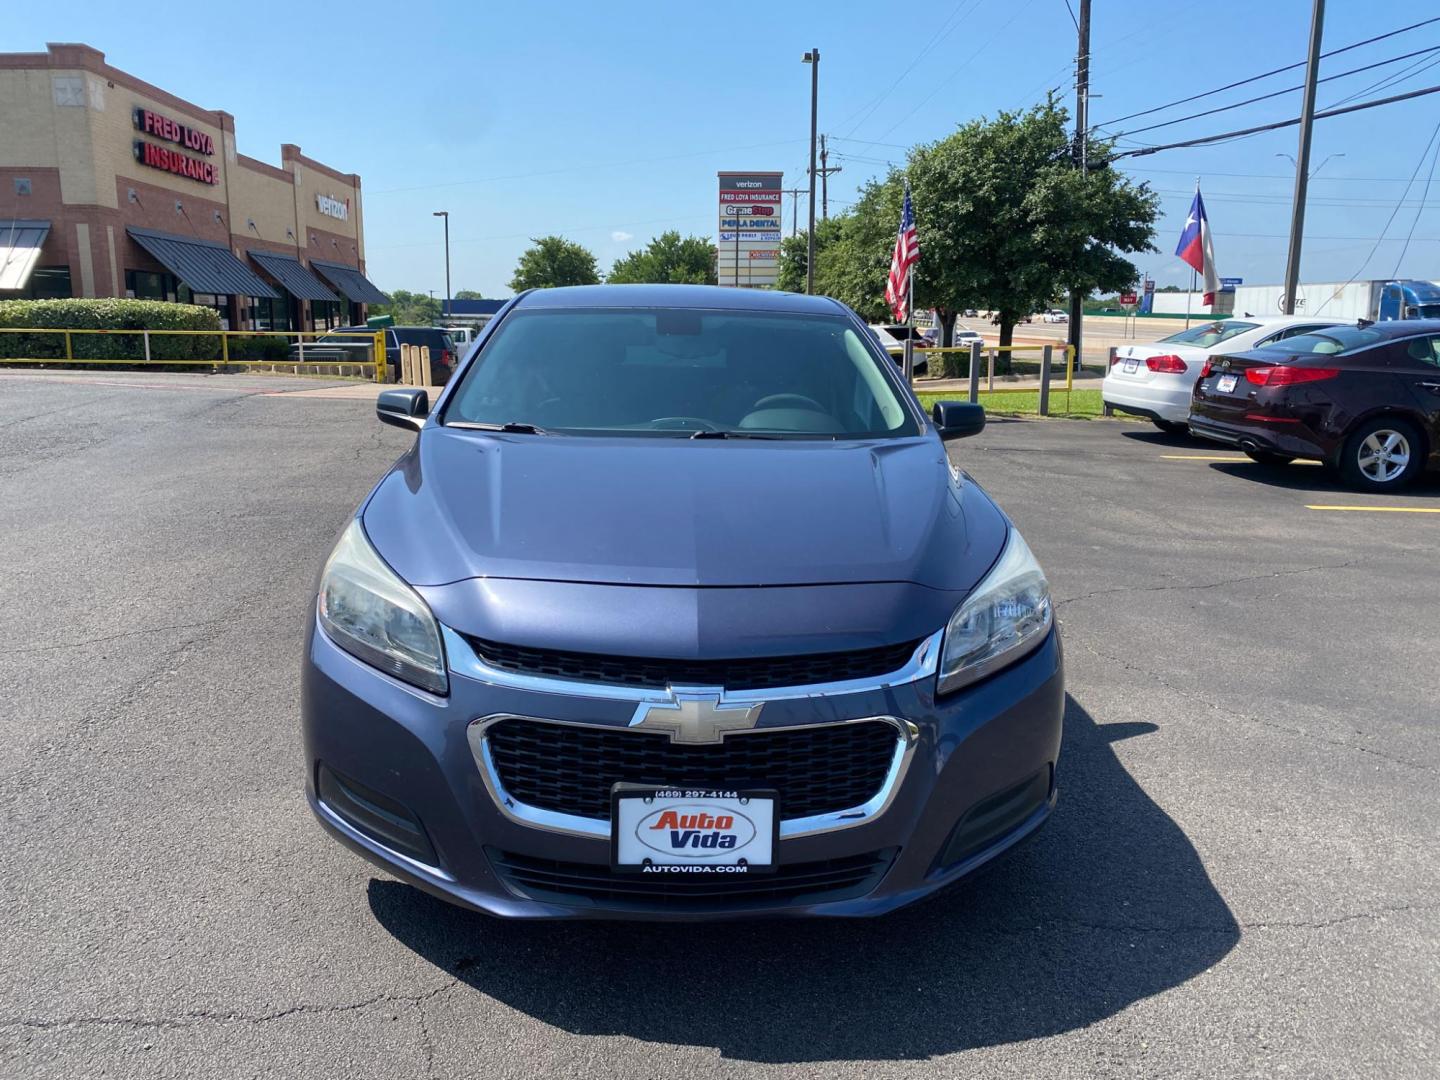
[302,284,1063,919]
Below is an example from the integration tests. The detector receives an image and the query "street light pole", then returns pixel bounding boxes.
[803,49,819,295]
[432,211,451,320]
[1282,0,1325,315]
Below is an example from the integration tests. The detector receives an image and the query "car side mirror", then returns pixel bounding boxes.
[932,401,986,441]
[377,388,429,431]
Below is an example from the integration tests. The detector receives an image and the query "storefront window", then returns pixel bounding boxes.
[14,266,72,299]
[312,299,345,330]
[125,269,172,301]
[250,295,293,332]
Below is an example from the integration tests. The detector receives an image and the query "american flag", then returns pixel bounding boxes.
[885,183,920,322]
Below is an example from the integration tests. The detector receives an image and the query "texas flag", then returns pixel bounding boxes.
[1175,189,1219,305]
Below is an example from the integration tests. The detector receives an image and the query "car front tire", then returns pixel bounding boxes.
[1339,416,1423,492]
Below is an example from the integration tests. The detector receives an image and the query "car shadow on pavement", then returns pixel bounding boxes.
[1207,461,1440,497]
[368,695,1239,1064]
[1119,427,1214,449]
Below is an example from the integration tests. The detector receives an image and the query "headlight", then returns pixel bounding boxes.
[317,519,447,694]
[938,529,1052,695]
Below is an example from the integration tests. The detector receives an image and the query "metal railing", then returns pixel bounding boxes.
[0,328,388,382]
[886,342,1078,415]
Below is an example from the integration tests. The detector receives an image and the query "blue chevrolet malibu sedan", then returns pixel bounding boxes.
[302,284,1063,919]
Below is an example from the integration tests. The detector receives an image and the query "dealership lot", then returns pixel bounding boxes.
[1,372,1436,1079]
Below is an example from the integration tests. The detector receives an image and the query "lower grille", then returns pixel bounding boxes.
[485,717,900,822]
[489,848,895,908]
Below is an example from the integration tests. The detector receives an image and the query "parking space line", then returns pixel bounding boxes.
[1160,454,1319,465]
[1306,505,1440,514]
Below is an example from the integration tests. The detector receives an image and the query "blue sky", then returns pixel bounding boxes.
[10,1,1439,297]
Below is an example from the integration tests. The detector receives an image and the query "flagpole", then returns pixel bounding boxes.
[903,265,915,382]
[1184,175,1199,328]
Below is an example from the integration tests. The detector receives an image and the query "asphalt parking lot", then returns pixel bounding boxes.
[2,371,1436,1079]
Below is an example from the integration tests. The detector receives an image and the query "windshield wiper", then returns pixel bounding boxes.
[448,420,550,434]
[689,430,783,440]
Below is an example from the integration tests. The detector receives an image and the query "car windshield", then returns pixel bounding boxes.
[1159,321,1260,347]
[443,308,918,438]
[316,330,366,344]
[1261,326,1385,355]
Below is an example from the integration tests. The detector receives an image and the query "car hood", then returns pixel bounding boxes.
[362,427,1008,591]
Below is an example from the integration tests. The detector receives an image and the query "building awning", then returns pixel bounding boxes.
[127,227,279,299]
[0,220,52,291]
[310,260,389,305]
[248,250,339,302]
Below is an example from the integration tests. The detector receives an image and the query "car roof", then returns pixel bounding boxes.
[1347,317,1440,337]
[512,283,848,315]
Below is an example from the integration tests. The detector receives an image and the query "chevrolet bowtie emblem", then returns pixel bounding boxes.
[629,689,764,744]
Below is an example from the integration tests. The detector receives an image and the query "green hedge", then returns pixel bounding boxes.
[0,298,223,362]
[228,335,291,361]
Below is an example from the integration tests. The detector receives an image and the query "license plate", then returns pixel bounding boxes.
[1216,374,1238,393]
[611,786,778,874]
[1123,358,1139,374]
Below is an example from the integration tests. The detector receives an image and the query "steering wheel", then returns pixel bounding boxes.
[750,393,825,413]
[647,416,723,432]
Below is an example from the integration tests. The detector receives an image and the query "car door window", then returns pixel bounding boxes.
[1259,324,1326,346]
[1403,335,1440,368]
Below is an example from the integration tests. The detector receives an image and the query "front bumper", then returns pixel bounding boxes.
[301,620,1064,920]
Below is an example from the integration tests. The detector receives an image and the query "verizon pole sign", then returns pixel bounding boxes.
[717,171,782,288]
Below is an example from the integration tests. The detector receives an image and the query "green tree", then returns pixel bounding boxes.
[776,218,844,295]
[905,97,1157,352]
[812,98,1157,355]
[454,289,486,300]
[509,236,601,291]
[607,232,717,285]
[370,289,441,326]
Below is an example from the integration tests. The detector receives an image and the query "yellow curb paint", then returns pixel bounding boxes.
[1305,505,1440,514]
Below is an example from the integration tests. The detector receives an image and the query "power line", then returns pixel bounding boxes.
[1109,83,1440,159]
[1315,117,1440,313]
[1095,15,1440,128]
[834,0,985,141]
[1108,46,1440,141]
[1392,129,1440,275]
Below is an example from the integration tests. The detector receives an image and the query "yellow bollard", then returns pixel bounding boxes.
[373,330,387,383]
[420,345,431,387]
[399,343,412,385]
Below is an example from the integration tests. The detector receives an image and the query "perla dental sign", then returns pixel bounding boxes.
[316,194,350,222]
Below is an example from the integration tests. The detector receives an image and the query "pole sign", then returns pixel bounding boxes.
[1119,292,1139,306]
[1219,276,1243,292]
[717,172,783,288]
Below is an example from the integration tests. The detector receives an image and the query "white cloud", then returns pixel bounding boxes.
[611,231,633,242]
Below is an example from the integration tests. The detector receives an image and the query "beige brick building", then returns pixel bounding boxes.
[0,43,386,330]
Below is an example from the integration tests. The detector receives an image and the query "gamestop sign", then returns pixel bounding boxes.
[316,194,350,222]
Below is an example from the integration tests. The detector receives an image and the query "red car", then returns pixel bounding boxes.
[1189,319,1440,491]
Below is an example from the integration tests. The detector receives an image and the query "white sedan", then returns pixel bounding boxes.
[1102,316,1343,433]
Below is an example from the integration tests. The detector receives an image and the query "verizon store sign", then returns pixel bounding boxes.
[316,194,350,222]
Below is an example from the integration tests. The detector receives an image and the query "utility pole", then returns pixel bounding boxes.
[1066,0,1090,371]
[782,187,806,238]
[1283,0,1326,315]
[432,211,451,321]
[818,134,842,219]
[803,48,820,294]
